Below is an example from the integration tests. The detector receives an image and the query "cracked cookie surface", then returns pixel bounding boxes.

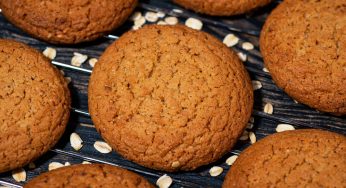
[0,39,70,173]
[223,129,346,188]
[173,0,272,16]
[88,25,253,171]
[24,164,154,188]
[260,0,346,115]
[0,0,137,44]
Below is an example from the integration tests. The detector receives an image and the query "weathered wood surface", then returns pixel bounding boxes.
[0,0,344,187]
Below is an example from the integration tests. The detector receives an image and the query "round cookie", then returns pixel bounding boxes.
[0,39,70,173]
[223,129,346,188]
[260,0,346,115]
[24,164,154,188]
[173,0,272,16]
[88,25,253,171]
[0,0,137,44]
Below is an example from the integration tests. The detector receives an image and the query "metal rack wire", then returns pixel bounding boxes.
[0,0,344,187]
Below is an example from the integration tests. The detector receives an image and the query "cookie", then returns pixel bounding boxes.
[0,0,137,44]
[260,0,346,115]
[88,25,253,171]
[173,0,272,16]
[223,129,346,188]
[24,164,154,188]
[0,39,70,173]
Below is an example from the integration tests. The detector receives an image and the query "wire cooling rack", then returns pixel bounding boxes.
[0,0,345,187]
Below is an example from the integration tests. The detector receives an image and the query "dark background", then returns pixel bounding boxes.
[0,0,345,187]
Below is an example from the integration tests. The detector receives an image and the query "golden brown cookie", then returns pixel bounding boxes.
[173,0,272,16]
[223,129,346,188]
[0,0,137,44]
[88,25,253,172]
[0,39,70,173]
[260,0,346,115]
[24,164,154,188]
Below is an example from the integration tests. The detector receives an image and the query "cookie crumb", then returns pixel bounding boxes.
[209,166,223,177]
[12,168,26,182]
[223,34,239,47]
[94,141,112,154]
[65,77,72,84]
[276,124,295,132]
[70,133,83,151]
[164,17,178,25]
[242,42,254,50]
[156,174,173,188]
[252,80,262,90]
[43,47,56,60]
[239,130,249,140]
[185,18,203,30]
[226,155,238,166]
[263,103,273,114]
[48,162,64,171]
[171,161,180,168]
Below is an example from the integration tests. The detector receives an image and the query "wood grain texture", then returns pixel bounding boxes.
[0,0,344,187]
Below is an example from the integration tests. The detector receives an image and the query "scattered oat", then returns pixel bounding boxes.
[276,124,295,132]
[28,162,36,169]
[71,52,88,67]
[82,161,92,164]
[12,168,26,182]
[264,103,274,114]
[156,174,173,188]
[60,70,65,76]
[145,11,159,22]
[94,141,112,154]
[246,122,254,129]
[157,11,165,18]
[171,161,180,168]
[249,132,256,144]
[64,162,71,166]
[43,47,57,60]
[130,12,142,21]
[132,25,141,30]
[48,162,64,171]
[164,16,178,25]
[88,58,98,68]
[226,155,238,166]
[239,130,249,140]
[185,18,203,30]
[252,80,262,90]
[237,52,247,62]
[70,133,83,151]
[242,42,254,50]
[65,77,71,84]
[263,67,269,73]
[173,9,183,13]
[293,99,299,104]
[134,16,146,28]
[157,21,168,25]
[209,166,223,177]
[223,34,239,47]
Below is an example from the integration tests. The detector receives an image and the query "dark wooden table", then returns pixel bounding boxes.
[0,0,345,187]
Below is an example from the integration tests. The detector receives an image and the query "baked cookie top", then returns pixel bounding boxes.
[0,39,70,173]
[24,164,154,188]
[88,25,253,171]
[173,0,272,16]
[223,129,346,188]
[0,0,137,44]
[260,0,346,115]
